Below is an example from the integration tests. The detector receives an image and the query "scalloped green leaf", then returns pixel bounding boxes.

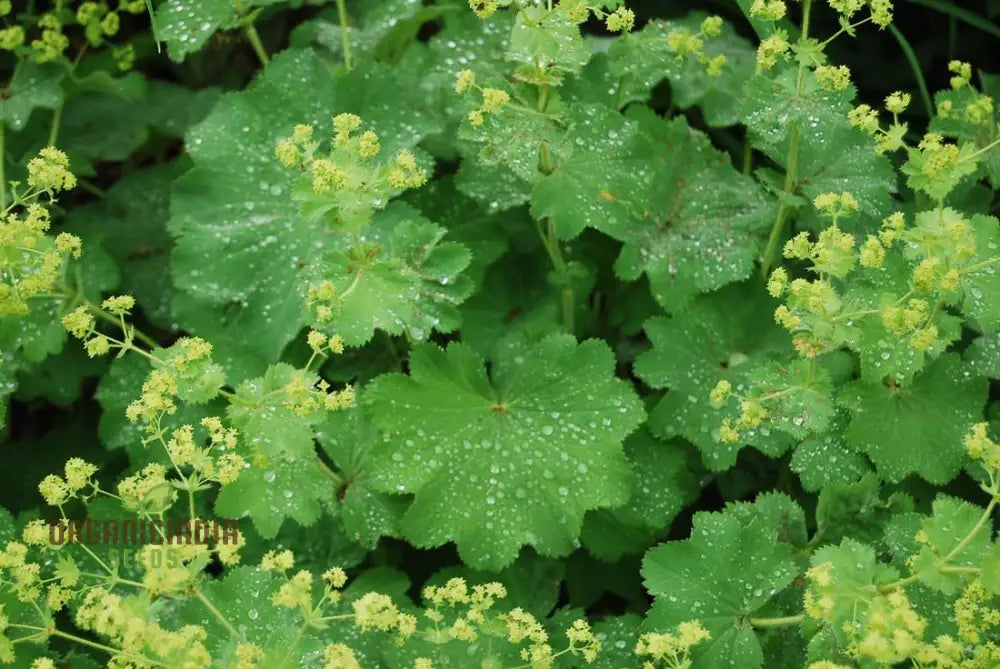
[641,511,799,669]
[581,431,699,562]
[365,334,644,569]
[839,353,988,483]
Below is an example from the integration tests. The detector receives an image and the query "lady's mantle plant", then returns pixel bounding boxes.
[4,0,1000,667]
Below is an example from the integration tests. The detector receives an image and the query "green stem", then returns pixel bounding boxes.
[48,105,63,146]
[749,614,804,628]
[0,121,5,210]
[316,457,344,486]
[546,219,574,334]
[86,300,159,349]
[7,625,163,667]
[77,178,108,199]
[943,497,997,563]
[244,24,269,66]
[144,0,162,51]
[336,0,352,70]
[760,0,812,277]
[193,587,241,638]
[888,25,933,119]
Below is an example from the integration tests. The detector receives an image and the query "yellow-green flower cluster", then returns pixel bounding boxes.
[0,541,43,604]
[750,0,787,21]
[955,579,1000,665]
[815,65,852,91]
[117,463,170,512]
[469,0,499,19]
[665,16,728,77]
[277,114,428,224]
[755,30,789,71]
[605,6,636,33]
[75,588,212,666]
[964,423,1000,473]
[2,212,79,317]
[0,0,144,65]
[949,60,972,90]
[76,2,122,47]
[125,369,178,423]
[279,368,355,417]
[782,206,859,277]
[164,419,245,486]
[848,95,911,154]
[37,458,98,505]
[26,147,77,194]
[1,148,82,316]
[854,590,928,665]
[454,70,514,126]
[634,620,711,667]
[29,14,69,62]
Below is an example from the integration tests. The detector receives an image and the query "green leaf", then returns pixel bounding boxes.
[961,215,1000,331]
[290,0,428,64]
[815,474,913,546]
[607,14,755,126]
[214,451,333,539]
[534,108,774,310]
[305,203,474,346]
[403,175,510,286]
[0,61,64,131]
[840,353,988,483]
[966,332,1000,378]
[14,344,105,407]
[742,68,896,222]
[911,495,992,594]
[790,412,872,492]
[641,511,799,668]
[634,282,794,470]
[981,541,1000,594]
[155,0,286,62]
[316,406,410,548]
[589,614,643,669]
[459,104,564,185]
[169,566,308,663]
[365,334,644,569]
[531,104,650,240]
[169,50,442,380]
[456,249,563,358]
[218,363,335,537]
[507,7,590,74]
[723,492,808,549]
[65,163,183,329]
[839,353,987,484]
[581,431,699,561]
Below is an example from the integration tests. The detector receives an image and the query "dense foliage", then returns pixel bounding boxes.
[4,0,1000,667]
